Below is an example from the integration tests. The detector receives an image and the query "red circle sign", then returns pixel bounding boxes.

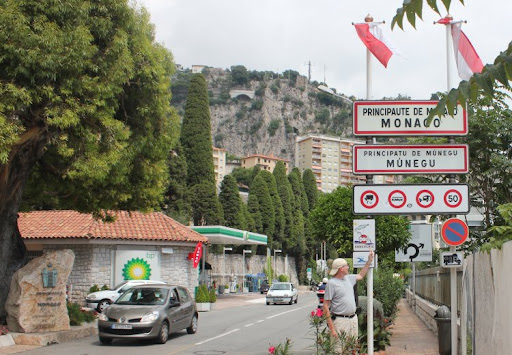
[441,218,469,246]
[360,190,379,209]
[444,189,463,208]
[388,190,406,208]
[416,190,434,208]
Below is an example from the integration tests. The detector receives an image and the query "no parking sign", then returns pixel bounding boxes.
[441,218,469,246]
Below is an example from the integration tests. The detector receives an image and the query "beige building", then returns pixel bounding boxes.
[213,147,227,191]
[295,134,394,193]
[241,154,289,174]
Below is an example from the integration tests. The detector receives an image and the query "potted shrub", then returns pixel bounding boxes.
[224,284,230,294]
[195,284,211,312]
[209,287,217,310]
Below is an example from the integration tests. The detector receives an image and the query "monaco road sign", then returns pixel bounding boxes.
[353,101,467,136]
[352,144,469,174]
[353,184,469,215]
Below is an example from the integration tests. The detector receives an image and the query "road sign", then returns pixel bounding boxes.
[352,251,376,268]
[441,218,469,246]
[353,219,376,251]
[352,144,469,174]
[353,101,467,136]
[353,184,470,215]
[395,224,433,262]
[441,252,463,268]
[307,267,312,280]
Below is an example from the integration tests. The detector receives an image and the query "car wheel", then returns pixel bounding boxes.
[187,314,198,334]
[266,301,270,305]
[99,336,112,345]
[289,298,293,305]
[97,299,111,313]
[155,321,169,344]
[294,295,298,304]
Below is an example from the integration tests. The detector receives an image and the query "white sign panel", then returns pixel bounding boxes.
[395,224,433,262]
[353,219,376,251]
[441,252,463,268]
[114,250,161,286]
[353,101,467,136]
[353,184,469,215]
[353,144,469,174]
[352,251,376,268]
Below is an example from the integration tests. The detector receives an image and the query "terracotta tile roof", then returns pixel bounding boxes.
[18,210,207,243]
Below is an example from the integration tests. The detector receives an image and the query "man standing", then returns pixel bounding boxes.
[322,250,374,339]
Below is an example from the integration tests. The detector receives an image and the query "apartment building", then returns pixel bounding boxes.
[295,134,394,192]
[213,147,227,191]
[241,154,289,174]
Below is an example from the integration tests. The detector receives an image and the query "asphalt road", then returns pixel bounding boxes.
[18,291,320,355]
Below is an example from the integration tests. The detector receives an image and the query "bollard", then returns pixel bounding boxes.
[434,305,451,355]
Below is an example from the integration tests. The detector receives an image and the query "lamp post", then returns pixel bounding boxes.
[242,249,252,292]
[273,249,282,281]
[223,247,232,287]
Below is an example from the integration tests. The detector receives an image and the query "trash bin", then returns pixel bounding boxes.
[435,305,451,355]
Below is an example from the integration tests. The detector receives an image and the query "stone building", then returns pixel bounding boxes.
[18,210,207,305]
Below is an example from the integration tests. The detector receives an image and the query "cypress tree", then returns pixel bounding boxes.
[247,192,262,233]
[273,161,294,251]
[250,173,275,242]
[303,169,319,212]
[260,170,285,249]
[164,143,191,224]
[219,175,245,229]
[180,74,222,225]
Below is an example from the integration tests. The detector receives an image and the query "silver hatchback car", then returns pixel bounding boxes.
[98,284,198,344]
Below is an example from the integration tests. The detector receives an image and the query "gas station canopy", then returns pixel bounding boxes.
[191,226,267,245]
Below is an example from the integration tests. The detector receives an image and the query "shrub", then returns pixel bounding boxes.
[195,284,210,303]
[89,284,108,293]
[209,288,217,303]
[270,84,279,94]
[250,99,264,111]
[268,119,280,136]
[357,296,391,352]
[278,274,289,282]
[0,325,8,335]
[67,302,96,326]
[373,269,404,318]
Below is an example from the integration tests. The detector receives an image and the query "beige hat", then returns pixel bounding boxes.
[329,258,348,276]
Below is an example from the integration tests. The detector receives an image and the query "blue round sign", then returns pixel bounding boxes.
[441,218,468,246]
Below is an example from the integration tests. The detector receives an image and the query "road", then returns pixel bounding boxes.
[18,291,320,355]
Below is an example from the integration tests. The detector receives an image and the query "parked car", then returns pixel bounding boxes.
[266,282,298,305]
[86,280,165,312]
[259,280,270,294]
[97,284,198,344]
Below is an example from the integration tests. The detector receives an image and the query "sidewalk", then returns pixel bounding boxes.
[386,299,439,355]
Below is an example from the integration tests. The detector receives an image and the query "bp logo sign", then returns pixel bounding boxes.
[122,257,152,280]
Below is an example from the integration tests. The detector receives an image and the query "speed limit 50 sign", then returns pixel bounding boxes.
[353,184,469,215]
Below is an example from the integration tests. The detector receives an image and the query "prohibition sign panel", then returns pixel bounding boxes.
[441,218,469,246]
[353,184,469,215]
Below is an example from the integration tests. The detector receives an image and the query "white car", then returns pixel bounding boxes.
[86,280,165,312]
[266,282,298,305]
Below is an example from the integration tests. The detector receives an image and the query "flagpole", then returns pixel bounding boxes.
[441,14,458,355]
[364,14,374,355]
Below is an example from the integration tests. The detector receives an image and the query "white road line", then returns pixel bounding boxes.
[266,303,315,319]
[257,319,264,323]
[244,323,254,327]
[195,328,240,345]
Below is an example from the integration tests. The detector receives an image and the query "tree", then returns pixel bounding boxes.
[273,161,294,251]
[302,169,319,212]
[230,65,249,86]
[219,175,245,229]
[0,0,179,320]
[190,181,224,226]
[161,143,191,225]
[392,0,512,120]
[180,73,222,225]
[250,173,275,241]
[259,170,284,249]
[309,187,410,268]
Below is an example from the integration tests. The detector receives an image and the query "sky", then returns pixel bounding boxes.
[136,0,511,101]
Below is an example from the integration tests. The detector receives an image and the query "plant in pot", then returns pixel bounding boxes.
[209,287,217,310]
[195,284,211,312]
[224,284,230,294]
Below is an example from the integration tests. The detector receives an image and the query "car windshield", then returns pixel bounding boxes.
[116,288,169,305]
[112,281,128,291]
[270,283,290,291]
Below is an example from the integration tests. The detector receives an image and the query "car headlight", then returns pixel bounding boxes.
[98,313,108,321]
[141,311,159,323]
[87,294,96,300]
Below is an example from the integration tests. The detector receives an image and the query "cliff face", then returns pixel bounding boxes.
[172,67,353,163]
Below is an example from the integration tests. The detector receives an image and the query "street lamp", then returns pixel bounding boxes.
[223,247,232,287]
[317,85,354,104]
[273,249,282,281]
[242,249,252,292]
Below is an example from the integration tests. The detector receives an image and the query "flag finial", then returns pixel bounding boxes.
[365,14,373,22]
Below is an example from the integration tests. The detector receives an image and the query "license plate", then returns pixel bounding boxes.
[274,298,283,302]
[112,324,132,330]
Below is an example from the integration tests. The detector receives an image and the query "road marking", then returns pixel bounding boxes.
[244,323,254,327]
[195,328,240,345]
[266,304,313,319]
[257,319,264,323]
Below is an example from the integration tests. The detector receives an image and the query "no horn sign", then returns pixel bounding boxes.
[441,218,469,246]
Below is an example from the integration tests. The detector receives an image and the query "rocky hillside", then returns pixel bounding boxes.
[171,66,353,163]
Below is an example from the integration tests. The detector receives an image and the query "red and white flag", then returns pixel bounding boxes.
[438,18,484,80]
[192,242,202,269]
[354,23,401,68]
[450,22,484,80]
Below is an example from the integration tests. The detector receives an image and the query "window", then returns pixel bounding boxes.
[177,287,189,302]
